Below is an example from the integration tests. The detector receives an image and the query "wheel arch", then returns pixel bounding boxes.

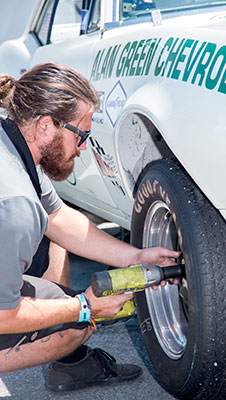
[114,80,226,219]
[114,82,176,201]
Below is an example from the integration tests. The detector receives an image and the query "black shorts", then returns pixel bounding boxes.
[0,275,89,351]
[24,235,50,277]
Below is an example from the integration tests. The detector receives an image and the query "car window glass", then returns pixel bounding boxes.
[50,0,82,43]
[120,0,226,21]
[88,0,101,32]
[35,0,56,45]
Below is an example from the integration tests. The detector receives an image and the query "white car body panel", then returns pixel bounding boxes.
[0,0,37,44]
[1,0,226,229]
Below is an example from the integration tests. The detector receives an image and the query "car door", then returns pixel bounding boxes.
[30,0,130,227]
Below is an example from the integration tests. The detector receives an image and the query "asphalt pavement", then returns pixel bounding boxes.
[0,222,175,400]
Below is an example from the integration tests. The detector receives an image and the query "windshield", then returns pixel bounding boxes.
[121,0,226,20]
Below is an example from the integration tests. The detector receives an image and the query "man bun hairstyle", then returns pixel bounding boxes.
[0,74,16,106]
[0,63,99,127]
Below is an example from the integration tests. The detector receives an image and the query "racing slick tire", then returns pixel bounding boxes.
[130,158,226,400]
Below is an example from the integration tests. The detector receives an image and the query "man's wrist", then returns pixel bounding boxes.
[76,293,91,322]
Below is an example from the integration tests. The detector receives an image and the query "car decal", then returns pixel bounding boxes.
[91,148,116,178]
[42,12,51,36]
[67,170,77,186]
[90,37,226,95]
[89,137,126,196]
[97,91,105,113]
[90,137,117,177]
[90,44,122,81]
[92,116,104,124]
[105,81,127,127]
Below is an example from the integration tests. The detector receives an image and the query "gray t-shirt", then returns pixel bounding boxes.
[0,125,63,310]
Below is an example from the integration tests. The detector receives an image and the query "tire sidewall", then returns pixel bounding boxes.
[131,161,204,395]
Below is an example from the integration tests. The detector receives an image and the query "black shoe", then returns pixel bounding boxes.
[46,345,142,392]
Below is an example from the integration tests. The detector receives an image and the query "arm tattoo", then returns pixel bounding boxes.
[41,335,51,343]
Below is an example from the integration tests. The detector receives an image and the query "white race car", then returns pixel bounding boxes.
[1,1,226,398]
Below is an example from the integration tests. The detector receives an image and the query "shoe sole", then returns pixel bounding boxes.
[46,370,142,392]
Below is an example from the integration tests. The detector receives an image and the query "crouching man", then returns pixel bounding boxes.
[0,62,180,392]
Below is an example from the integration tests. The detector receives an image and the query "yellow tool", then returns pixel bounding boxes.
[91,263,184,323]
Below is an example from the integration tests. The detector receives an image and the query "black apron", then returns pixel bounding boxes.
[1,117,50,277]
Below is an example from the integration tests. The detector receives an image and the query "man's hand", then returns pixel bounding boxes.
[85,286,133,319]
[135,246,182,290]
[136,246,180,267]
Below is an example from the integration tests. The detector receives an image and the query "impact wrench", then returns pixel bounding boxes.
[91,263,185,323]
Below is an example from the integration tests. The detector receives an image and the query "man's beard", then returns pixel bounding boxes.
[39,132,80,181]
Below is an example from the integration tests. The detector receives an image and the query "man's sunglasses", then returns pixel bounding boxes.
[64,123,91,147]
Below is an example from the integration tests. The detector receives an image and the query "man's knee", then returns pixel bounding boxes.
[56,325,93,353]
[0,326,93,373]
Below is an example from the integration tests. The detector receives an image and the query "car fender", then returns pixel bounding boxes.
[115,79,226,215]
[0,38,35,78]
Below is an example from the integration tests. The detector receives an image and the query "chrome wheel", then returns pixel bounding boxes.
[143,201,188,360]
